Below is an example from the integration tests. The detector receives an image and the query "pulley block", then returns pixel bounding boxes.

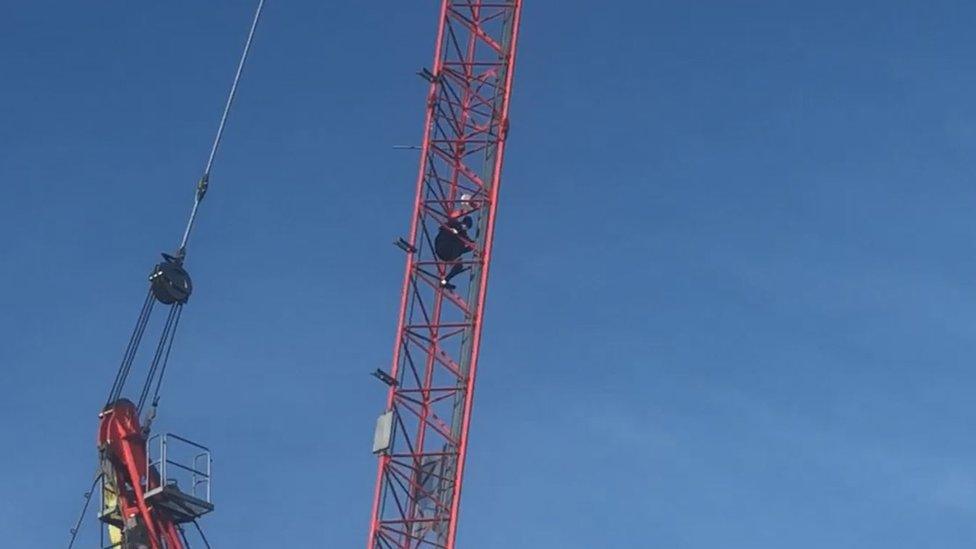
[149,254,192,305]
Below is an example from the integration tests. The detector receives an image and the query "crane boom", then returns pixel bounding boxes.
[367,2,523,547]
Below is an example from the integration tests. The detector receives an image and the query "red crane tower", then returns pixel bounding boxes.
[367,2,524,547]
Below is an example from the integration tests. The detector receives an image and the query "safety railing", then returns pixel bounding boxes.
[146,432,212,504]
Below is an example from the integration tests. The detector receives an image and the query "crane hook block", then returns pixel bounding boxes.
[149,253,193,305]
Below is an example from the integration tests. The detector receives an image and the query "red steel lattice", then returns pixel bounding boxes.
[367,2,523,548]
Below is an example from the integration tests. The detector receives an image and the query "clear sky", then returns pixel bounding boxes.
[3,1,976,547]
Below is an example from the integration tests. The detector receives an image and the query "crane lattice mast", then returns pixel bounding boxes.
[367,2,523,547]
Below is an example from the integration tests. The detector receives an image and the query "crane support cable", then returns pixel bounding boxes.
[67,472,102,549]
[179,0,266,256]
[192,520,213,549]
[106,290,155,407]
[104,0,265,408]
[137,303,184,415]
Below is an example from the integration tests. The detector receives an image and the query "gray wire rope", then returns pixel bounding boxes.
[67,472,103,549]
[193,520,213,549]
[179,0,266,253]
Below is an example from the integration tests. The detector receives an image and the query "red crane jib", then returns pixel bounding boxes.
[367,2,523,547]
[98,399,184,549]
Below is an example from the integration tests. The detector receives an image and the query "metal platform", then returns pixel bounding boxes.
[98,483,213,526]
[146,433,213,523]
[144,484,214,523]
[99,432,214,528]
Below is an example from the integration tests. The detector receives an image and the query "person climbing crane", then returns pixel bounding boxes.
[435,194,476,290]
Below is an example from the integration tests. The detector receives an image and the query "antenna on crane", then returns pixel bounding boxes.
[68,2,266,547]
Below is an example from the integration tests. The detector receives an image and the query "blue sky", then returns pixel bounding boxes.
[4,1,976,547]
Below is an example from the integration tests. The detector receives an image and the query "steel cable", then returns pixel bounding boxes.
[107,290,155,406]
[179,0,266,254]
[67,472,102,549]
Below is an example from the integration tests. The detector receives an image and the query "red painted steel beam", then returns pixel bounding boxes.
[367,2,523,548]
[99,400,184,549]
